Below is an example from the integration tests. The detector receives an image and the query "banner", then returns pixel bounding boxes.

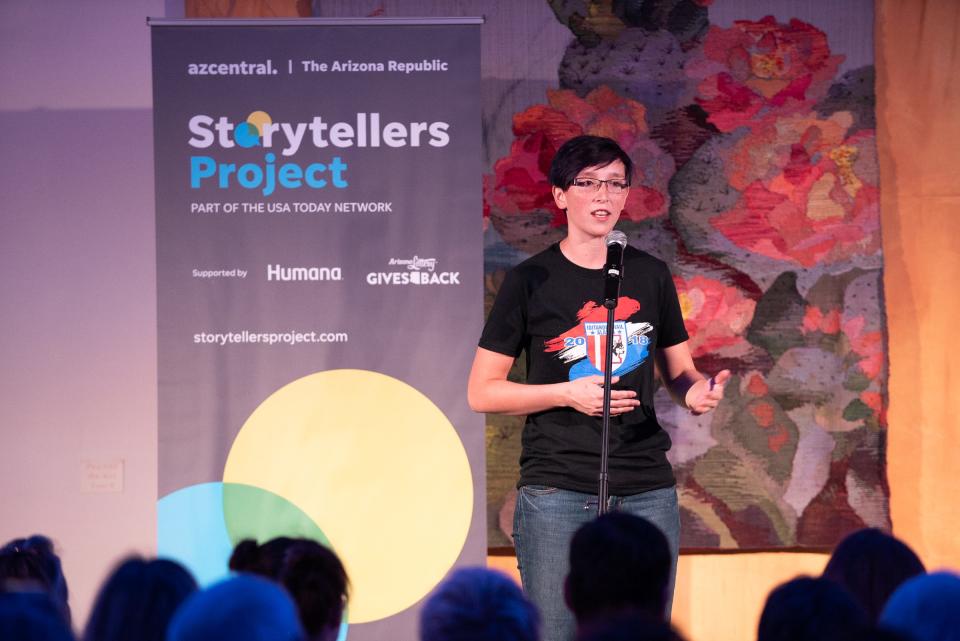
[151,18,483,640]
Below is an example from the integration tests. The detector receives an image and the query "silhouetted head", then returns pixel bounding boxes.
[166,574,303,641]
[822,528,925,621]
[848,627,914,641]
[0,535,70,625]
[279,541,349,641]
[566,512,672,623]
[758,576,867,641]
[880,571,960,641]
[420,567,539,641]
[228,537,298,579]
[0,592,75,641]
[575,611,686,641]
[82,556,196,641]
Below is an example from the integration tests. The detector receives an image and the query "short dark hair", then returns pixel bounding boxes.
[229,537,298,579]
[230,537,349,639]
[822,528,925,622]
[566,512,671,623]
[548,135,634,190]
[82,556,197,641]
[758,576,867,641]
[279,540,349,638]
[420,567,539,641]
[0,535,70,626]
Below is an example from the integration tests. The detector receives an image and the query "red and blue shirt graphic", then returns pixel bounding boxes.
[544,296,652,381]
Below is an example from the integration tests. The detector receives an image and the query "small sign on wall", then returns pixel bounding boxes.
[81,458,124,493]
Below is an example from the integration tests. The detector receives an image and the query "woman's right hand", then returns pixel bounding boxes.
[564,375,639,417]
[468,348,639,417]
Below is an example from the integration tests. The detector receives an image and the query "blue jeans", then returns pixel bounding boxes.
[513,484,680,641]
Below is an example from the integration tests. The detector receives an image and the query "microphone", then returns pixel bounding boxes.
[603,230,627,309]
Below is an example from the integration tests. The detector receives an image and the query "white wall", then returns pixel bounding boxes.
[0,0,167,626]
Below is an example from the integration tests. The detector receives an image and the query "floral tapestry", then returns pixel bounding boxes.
[484,0,888,550]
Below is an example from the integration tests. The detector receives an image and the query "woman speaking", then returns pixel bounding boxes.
[468,135,729,641]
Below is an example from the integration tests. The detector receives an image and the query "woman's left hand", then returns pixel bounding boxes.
[684,370,731,415]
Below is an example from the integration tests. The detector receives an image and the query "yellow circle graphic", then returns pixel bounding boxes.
[246,110,273,135]
[223,369,473,623]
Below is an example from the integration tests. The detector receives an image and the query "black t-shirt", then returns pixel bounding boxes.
[479,243,689,495]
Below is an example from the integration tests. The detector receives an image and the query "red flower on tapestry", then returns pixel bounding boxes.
[860,391,883,414]
[843,315,884,380]
[695,16,844,131]
[674,274,756,358]
[842,314,885,425]
[743,371,770,397]
[749,400,775,427]
[711,120,880,267]
[486,86,673,228]
[802,306,842,335]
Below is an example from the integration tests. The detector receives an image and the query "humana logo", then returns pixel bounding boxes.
[267,265,343,282]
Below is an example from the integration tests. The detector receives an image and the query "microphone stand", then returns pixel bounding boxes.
[597,231,626,516]
[597,299,616,516]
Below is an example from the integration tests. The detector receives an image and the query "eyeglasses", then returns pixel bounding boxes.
[569,178,630,194]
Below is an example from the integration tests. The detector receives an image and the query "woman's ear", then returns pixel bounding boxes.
[552,185,567,210]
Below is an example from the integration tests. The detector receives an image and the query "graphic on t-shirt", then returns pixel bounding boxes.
[544,297,652,381]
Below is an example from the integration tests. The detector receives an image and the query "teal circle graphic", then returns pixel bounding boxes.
[158,482,232,586]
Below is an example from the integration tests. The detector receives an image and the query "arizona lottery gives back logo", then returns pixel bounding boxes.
[544,297,652,381]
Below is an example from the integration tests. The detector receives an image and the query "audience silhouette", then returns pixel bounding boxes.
[879,571,960,641]
[229,537,348,641]
[420,567,539,641]
[0,527,956,641]
[823,528,926,622]
[758,576,867,641]
[82,556,196,641]
[0,591,75,641]
[0,535,71,626]
[166,574,303,641]
[565,512,672,627]
[574,611,686,641]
